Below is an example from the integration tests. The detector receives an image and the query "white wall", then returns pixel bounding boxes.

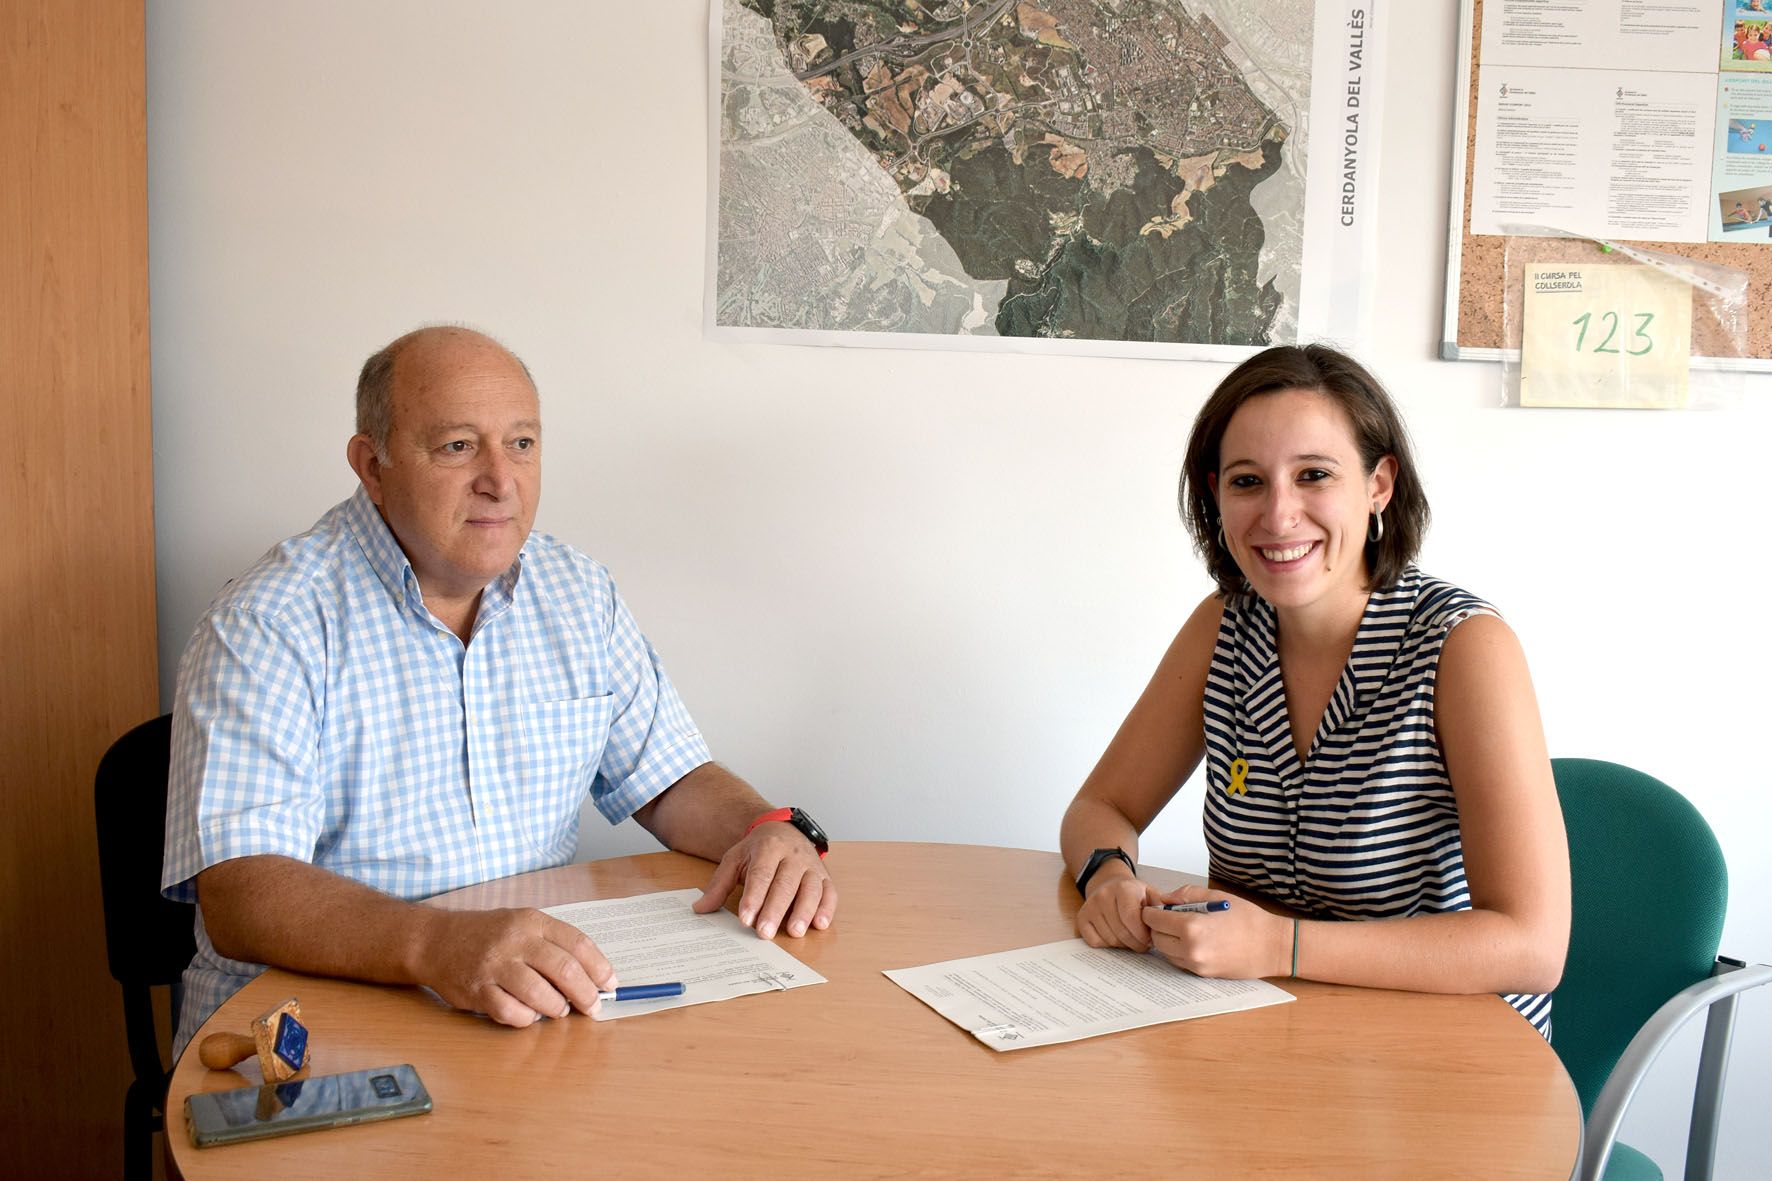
[147,1,1768,1172]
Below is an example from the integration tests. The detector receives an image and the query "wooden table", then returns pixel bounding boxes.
[166,842,1581,1178]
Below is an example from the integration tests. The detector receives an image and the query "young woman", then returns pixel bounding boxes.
[1060,345,1569,1035]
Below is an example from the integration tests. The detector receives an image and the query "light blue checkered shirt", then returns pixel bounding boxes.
[162,488,711,1056]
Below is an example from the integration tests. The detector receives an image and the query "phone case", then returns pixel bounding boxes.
[186,1063,432,1147]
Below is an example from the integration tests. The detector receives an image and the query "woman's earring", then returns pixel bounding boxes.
[1217,520,1227,549]
[1367,507,1385,543]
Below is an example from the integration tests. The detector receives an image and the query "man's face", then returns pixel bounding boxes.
[359,333,542,609]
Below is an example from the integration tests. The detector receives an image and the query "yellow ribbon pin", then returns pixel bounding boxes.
[1227,757,1249,796]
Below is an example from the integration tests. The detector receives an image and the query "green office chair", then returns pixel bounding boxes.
[1551,758,1770,1181]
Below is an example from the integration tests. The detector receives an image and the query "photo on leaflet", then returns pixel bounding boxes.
[1731,18,1772,68]
[1717,184,1772,231]
[1727,117,1772,152]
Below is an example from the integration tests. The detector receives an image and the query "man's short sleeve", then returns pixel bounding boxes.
[587,586,712,824]
[162,608,326,902]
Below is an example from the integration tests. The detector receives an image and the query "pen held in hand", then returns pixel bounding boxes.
[1159,900,1230,914]
[598,982,686,1002]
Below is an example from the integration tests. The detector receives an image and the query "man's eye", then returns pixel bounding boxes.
[441,441,471,454]
[512,437,535,451]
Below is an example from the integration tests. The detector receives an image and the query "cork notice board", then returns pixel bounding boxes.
[1443,0,1772,368]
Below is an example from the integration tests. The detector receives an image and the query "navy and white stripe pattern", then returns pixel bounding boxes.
[1201,566,1551,1038]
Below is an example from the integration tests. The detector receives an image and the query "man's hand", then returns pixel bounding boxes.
[691,822,836,939]
[414,907,618,1026]
[1076,874,1162,951]
[1143,884,1291,979]
[631,763,838,938]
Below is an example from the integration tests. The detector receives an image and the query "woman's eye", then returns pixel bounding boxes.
[1229,474,1261,489]
[1299,468,1332,483]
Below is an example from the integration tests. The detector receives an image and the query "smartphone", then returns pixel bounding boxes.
[185,1063,432,1147]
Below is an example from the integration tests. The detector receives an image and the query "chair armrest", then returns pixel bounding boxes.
[1581,959,1772,1181]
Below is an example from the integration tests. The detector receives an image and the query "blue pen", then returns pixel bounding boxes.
[598,982,686,1002]
[1159,900,1230,914]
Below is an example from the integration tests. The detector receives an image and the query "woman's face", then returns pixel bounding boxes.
[1210,387,1395,617]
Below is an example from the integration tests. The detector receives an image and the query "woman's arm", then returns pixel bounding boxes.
[1060,593,1221,951]
[1145,614,1570,994]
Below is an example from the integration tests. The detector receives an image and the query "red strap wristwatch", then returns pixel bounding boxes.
[745,806,830,858]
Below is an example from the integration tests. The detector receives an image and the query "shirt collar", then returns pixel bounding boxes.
[1345,564,1420,707]
[1239,564,1421,712]
[475,551,523,631]
[340,486,530,624]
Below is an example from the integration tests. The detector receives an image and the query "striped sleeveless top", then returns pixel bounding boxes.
[1200,566,1551,1038]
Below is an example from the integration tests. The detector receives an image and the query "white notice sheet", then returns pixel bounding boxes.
[543,888,825,1021]
[884,939,1294,1051]
[1467,1,1770,244]
[1471,66,1718,241]
[1480,0,1720,73]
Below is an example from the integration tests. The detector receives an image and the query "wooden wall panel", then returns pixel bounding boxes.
[0,0,158,1175]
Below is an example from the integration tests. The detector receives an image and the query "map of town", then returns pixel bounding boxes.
[715,0,1316,346]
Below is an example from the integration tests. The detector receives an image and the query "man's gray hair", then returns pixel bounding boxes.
[355,342,401,462]
[355,326,536,461]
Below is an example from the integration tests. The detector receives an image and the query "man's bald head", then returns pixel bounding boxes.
[355,326,537,461]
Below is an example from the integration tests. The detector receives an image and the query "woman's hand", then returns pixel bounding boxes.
[1076,875,1163,952]
[1144,884,1292,979]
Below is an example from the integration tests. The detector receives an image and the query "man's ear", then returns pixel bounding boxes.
[346,434,386,505]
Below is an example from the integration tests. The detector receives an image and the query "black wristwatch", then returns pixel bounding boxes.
[746,806,830,858]
[1076,847,1135,896]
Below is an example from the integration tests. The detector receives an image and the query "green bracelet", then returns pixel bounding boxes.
[1290,918,1300,978]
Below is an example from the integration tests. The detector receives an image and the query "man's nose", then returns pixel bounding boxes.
[473,449,514,497]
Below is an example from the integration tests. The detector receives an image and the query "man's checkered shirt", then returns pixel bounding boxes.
[162,488,710,1055]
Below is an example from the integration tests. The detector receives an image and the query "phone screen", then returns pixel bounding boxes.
[185,1063,432,1147]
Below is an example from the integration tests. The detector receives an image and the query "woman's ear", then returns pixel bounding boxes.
[1369,455,1397,512]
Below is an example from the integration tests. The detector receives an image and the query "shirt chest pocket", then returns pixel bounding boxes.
[509,693,617,859]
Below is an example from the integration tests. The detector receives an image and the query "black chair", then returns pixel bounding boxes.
[94,713,194,1180]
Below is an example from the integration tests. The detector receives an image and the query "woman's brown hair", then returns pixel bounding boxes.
[1180,344,1429,596]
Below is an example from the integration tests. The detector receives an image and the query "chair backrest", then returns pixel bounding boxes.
[1551,758,1728,1117]
[94,713,194,1089]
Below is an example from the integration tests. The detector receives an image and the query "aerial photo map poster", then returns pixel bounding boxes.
[708,0,1385,360]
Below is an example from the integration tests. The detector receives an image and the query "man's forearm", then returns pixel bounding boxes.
[632,762,774,861]
[197,854,438,985]
[199,853,622,1026]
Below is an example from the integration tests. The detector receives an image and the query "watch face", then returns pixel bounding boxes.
[788,807,829,852]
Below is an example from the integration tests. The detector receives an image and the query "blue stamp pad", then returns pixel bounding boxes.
[272,1012,309,1071]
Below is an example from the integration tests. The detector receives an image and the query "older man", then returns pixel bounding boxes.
[162,326,835,1055]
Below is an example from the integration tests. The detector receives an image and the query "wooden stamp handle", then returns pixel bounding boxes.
[197,1031,258,1070]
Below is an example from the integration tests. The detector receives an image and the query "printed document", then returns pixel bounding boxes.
[543,888,824,1021]
[1710,74,1772,240]
[1479,0,1718,73]
[884,939,1294,1051]
[1469,0,1772,244]
[1471,66,1718,241]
